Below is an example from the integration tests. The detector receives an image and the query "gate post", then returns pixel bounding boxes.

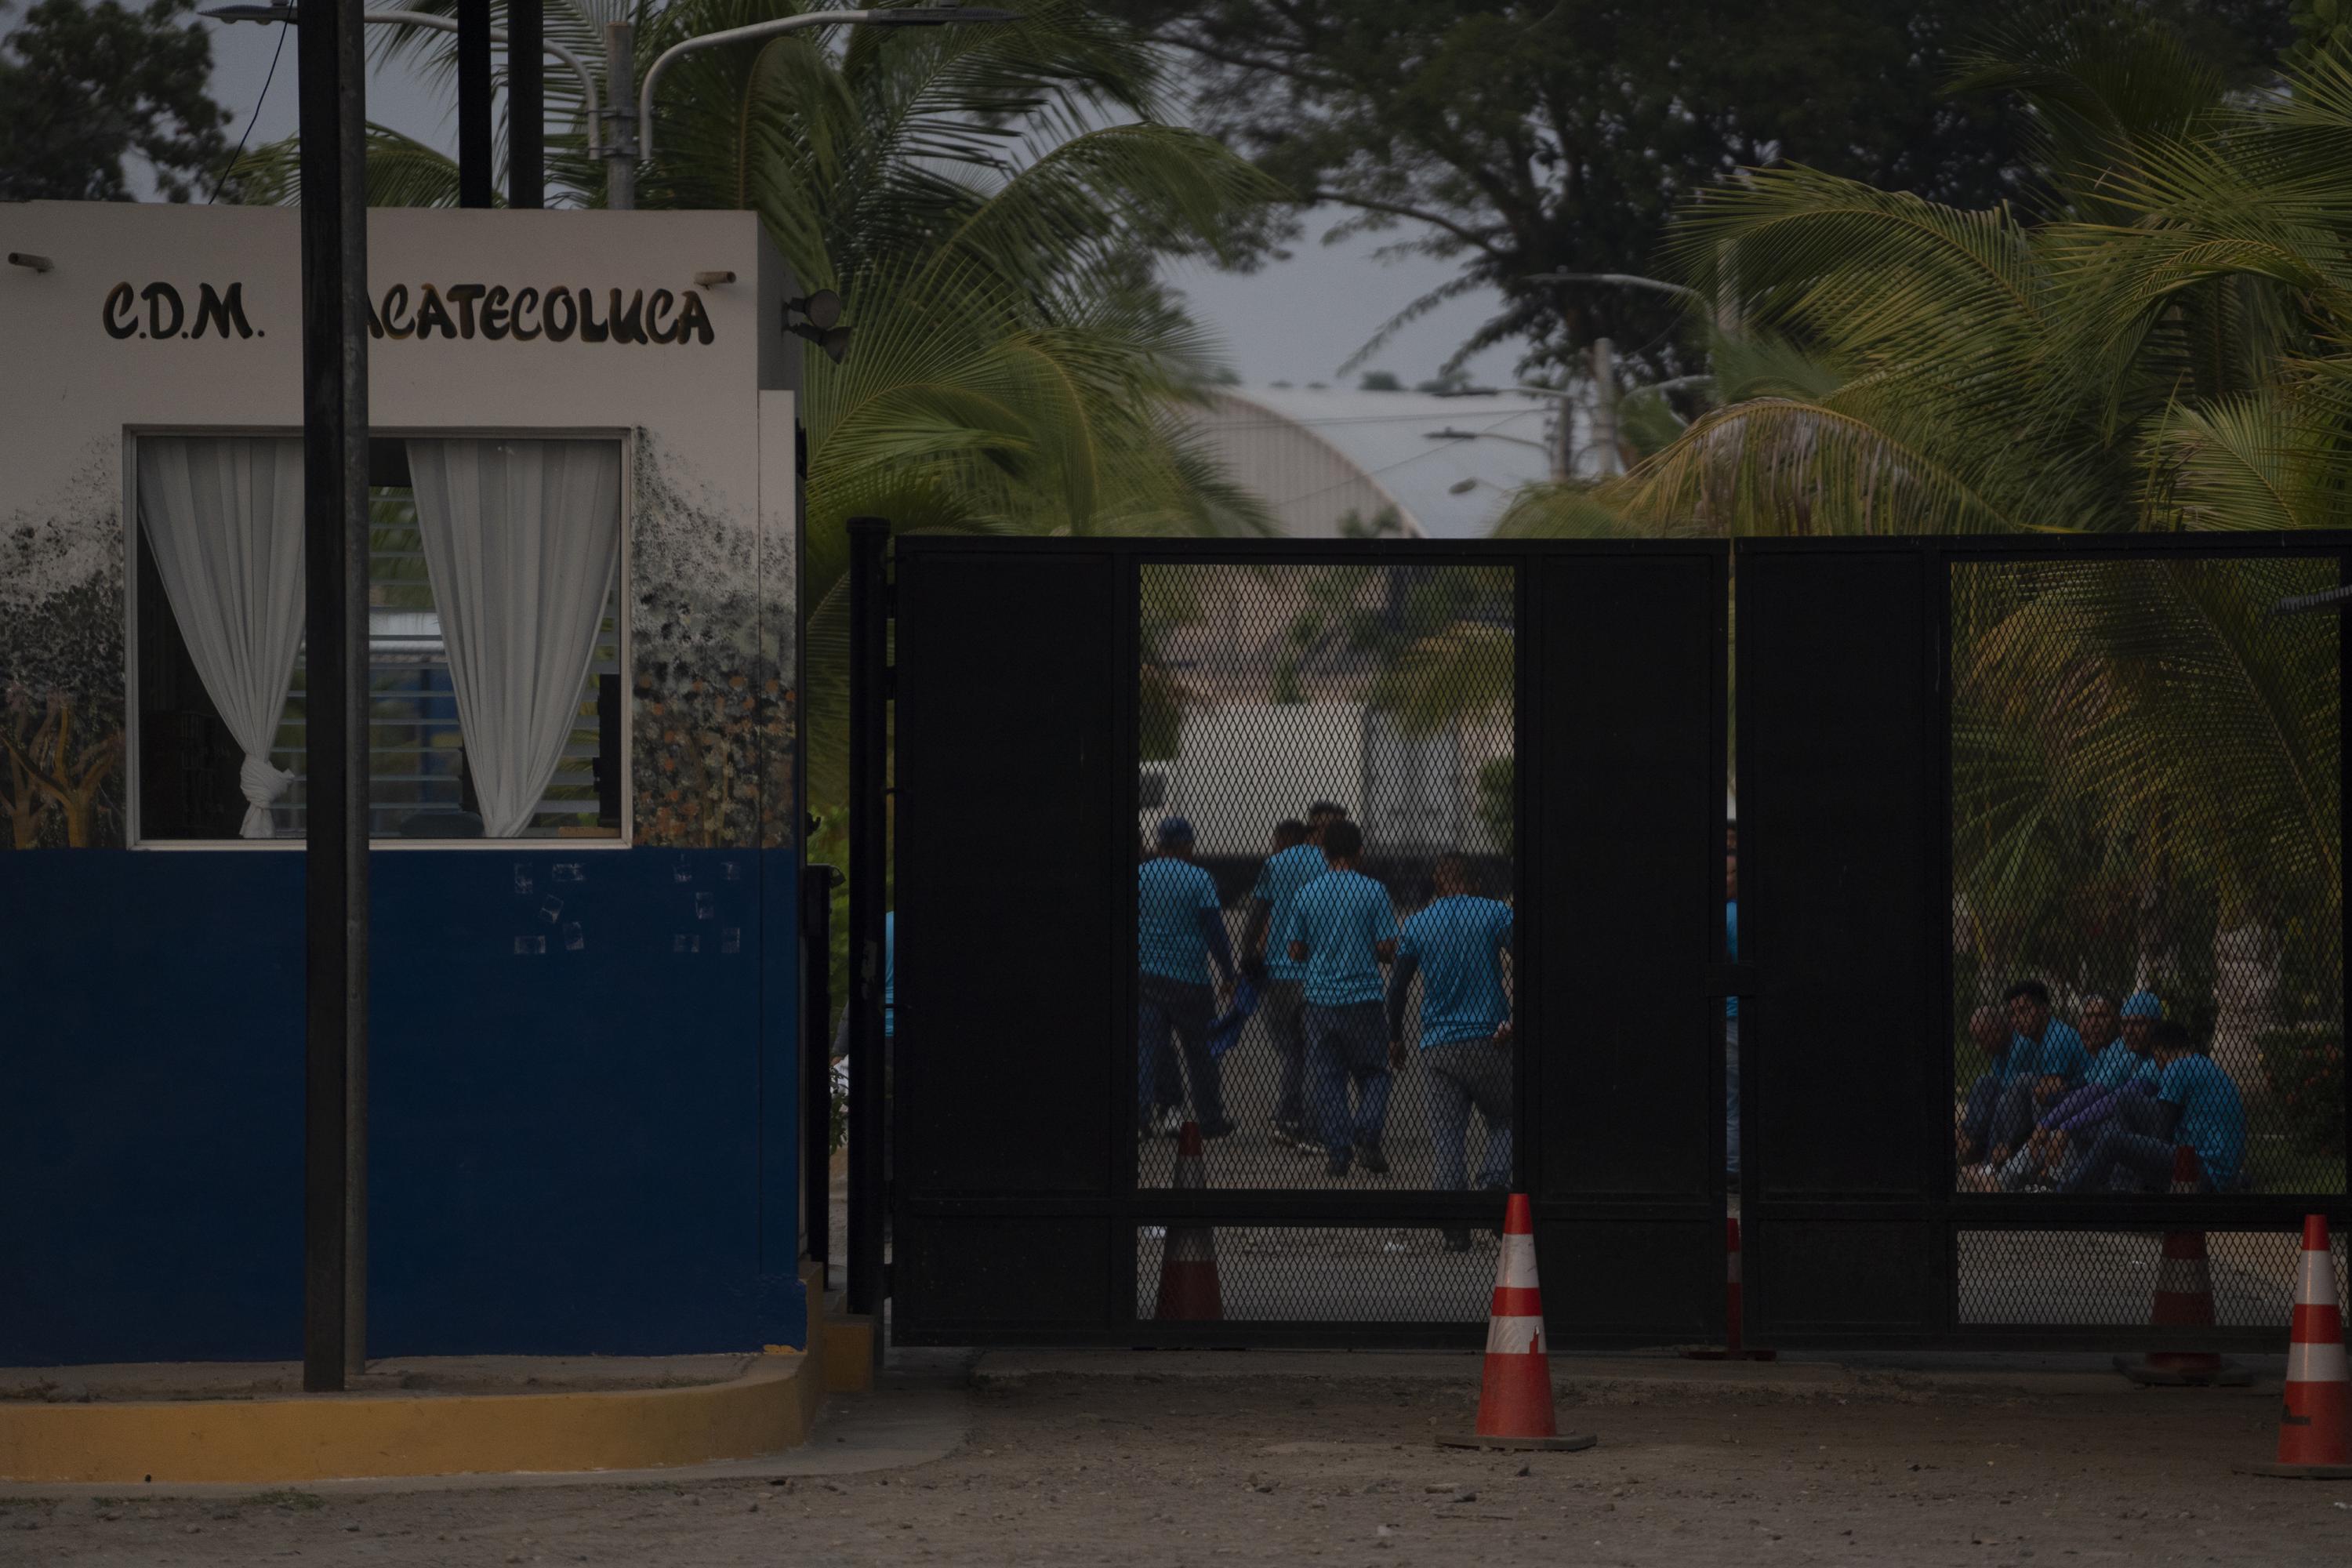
[846,517,891,1329]
[802,863,840,1269]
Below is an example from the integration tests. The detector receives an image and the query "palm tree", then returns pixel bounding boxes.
[1497,5,2347,1178]
[233,0,1283,802]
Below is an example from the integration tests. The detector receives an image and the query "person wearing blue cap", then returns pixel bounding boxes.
[1387,851,1514,1247]
[1137,817,1238,1139]
[2059,1019,2245,1193]
[1277,818,1401,1178]
[1980,992,2163,1190]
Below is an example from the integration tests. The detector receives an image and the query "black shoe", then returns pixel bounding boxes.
[1198,1119,1237,1139]
[1441,1227,1472,1252]
[1356,1141,1388,1176]
[1325,1149,1352,1178]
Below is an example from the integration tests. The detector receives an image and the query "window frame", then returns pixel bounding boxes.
[122,424,636,851]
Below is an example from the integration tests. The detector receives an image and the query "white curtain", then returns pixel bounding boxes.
[406,439,621,839]
[136,436,307,838]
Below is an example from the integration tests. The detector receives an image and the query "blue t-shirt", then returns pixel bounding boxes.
[2159,1054,2245,1189]
[1276,869,1398,1007]
[1138,858,1223,985]
[1725,898,1738,1020]
[1253,843,1331,982]
[2082,1040,2155,1091]
[1398,896,1514,1046]
[2005,1019,2087,1085]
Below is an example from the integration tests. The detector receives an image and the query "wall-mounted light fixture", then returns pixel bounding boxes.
[786,290,851,365]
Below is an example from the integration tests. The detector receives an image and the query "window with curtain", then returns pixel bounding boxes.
[134,435,626,842]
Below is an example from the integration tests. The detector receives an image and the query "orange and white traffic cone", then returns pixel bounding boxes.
[2238,1214,2350,1479]
[1439,1193,1595,1452]
[1153,1120,1222,1321]
[1684,1216,1776,1361]
[2115,1147,2249,1388]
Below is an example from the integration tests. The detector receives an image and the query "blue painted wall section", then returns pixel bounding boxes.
[0,847,800,1365]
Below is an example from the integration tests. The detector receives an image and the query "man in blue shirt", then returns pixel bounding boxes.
[1975,979,2089,1169]
[1138,818,1238,1138]
[1277,818,1399,1178]
[2059,1020,2245,1192]
[1243,804,1347,1150]
[1386,853,1513,1246]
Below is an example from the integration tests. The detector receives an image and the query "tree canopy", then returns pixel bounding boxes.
[0,0,235,201]
[1112,0,2295,378]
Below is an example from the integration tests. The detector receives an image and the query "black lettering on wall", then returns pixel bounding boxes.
[142,281,185,339]
[446,283,487,339]
[543,286,577,342]
[191,282,255,340]
[609,289,647,345]
[103,282,138,339]
[481,285,512,341]
[379,284,414,339]
[512,286,543,341]
[577,287,610,343]
[413,285,457,339]
[646,289,678,344]
[676,289,714,346]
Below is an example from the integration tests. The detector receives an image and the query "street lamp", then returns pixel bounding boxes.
[629,6,1018,176]
[204,5,606,154]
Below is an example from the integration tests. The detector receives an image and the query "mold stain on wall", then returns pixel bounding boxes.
[630,430,797,850]
[2,440,126,849]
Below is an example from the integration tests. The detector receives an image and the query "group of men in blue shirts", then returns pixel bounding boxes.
[1955,978,2248,1193]
[1137,802,1515,1236]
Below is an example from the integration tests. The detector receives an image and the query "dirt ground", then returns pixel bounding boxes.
[9,1363,2351,1567]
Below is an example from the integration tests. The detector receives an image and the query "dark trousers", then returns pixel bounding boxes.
[1261,979,1308,1128]
[1305,1000,1392,1155]
[1138,973,1223,1129]
[2059,1127,2205,1194]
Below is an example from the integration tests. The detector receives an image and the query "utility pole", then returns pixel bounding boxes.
[295,0,371,1392]
[456,0,493,207]
[507,0,543,209]
[1588,337,1622,478]
[604,20,635,210]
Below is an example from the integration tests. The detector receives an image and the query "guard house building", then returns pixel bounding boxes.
[0,205,811,1363]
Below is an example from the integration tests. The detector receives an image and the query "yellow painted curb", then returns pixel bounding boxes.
[0,1356,818,1485]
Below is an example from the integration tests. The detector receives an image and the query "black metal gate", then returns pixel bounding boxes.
[886,536,1726,1346]
[867,530,2350,1349]
[1740,533,2351,1349]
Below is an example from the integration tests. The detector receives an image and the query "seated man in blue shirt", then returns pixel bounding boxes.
[1278,818,1400,1178]
[1975,979,2089,1171]
[1386,853,1514,1249]
[2058,1020,2246,1193]
[1955,1006,2014,1160]
[1137,818,1238,1139]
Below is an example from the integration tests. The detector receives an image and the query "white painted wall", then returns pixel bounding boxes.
[0,204,802,850]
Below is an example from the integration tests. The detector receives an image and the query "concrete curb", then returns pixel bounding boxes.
[0,1352,827,1485]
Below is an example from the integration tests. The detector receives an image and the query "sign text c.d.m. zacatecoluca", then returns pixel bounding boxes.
[103,281,719,346]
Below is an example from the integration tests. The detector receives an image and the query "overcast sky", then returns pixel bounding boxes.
[195,16,1526,388]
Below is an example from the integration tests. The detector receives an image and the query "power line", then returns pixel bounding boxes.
[208,15,291,204]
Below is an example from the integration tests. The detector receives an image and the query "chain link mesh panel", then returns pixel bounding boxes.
[1134,563,1516,1192]
[1958,1227,2351,1326]
[1134,1225,1497,1322]
[1948,557,2345,1205]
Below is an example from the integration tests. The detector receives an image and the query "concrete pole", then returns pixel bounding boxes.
[604,20,636,210]
[1589,337,1621,477]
